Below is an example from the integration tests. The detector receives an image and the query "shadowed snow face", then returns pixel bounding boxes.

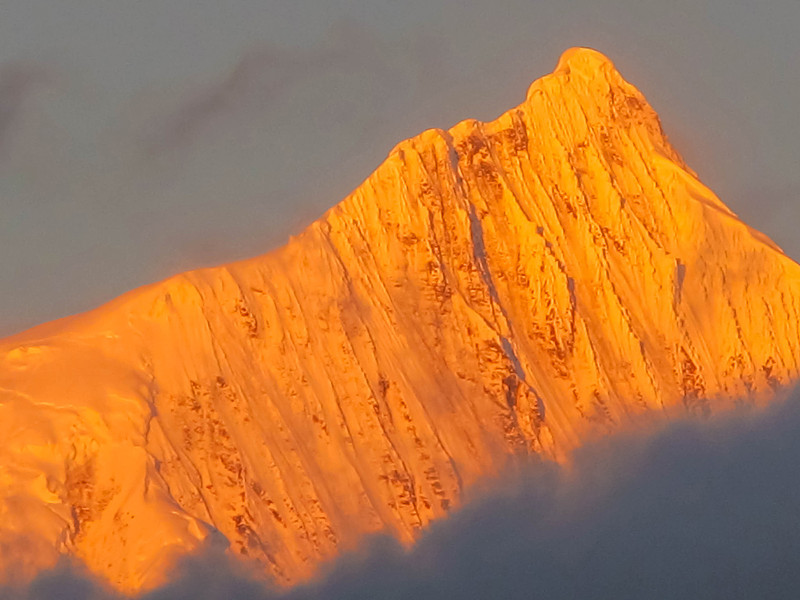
[7,391,800,600]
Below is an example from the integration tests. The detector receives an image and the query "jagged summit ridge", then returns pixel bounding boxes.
[1,48,799,593]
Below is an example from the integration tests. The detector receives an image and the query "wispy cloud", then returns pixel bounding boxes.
[0,63,46,155]
[139,22,391,155]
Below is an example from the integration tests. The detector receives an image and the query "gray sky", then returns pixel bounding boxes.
[1,0,798,335]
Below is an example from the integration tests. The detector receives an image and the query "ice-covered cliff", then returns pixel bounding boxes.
[2,47,799,592]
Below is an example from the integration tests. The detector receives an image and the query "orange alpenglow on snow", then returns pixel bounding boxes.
[1,47,799,592]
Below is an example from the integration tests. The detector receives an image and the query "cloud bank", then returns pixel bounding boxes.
[4,391,800,600]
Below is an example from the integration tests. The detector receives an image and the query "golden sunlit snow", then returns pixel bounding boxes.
[1,48,799,592]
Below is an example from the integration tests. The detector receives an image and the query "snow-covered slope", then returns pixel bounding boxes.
[2,47,799,592]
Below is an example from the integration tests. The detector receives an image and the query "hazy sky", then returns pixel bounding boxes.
[1,0,798,335]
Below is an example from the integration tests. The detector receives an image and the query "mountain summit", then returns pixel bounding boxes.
[2,47,799,592]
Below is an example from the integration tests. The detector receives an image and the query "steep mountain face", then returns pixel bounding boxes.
[2,47,799,593]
